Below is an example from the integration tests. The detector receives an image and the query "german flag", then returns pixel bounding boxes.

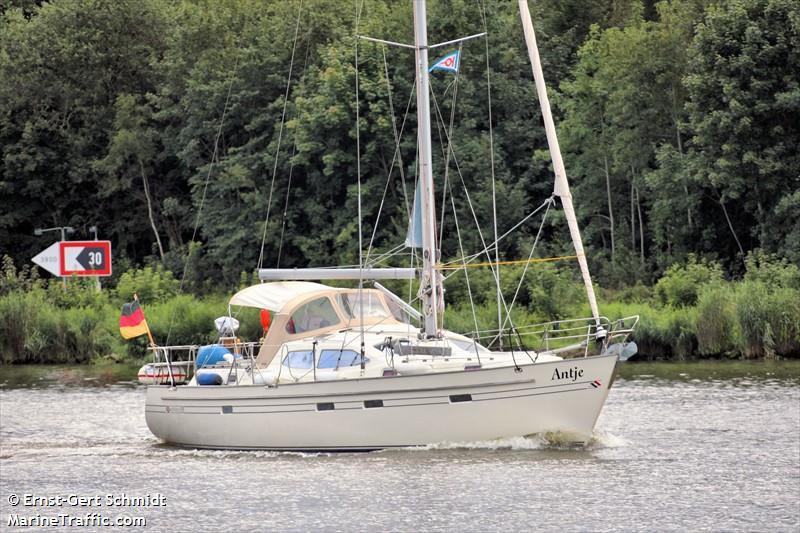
[119,300,150,340]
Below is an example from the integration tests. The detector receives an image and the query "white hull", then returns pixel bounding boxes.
[145,354,618,450]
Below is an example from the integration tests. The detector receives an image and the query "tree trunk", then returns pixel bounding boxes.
[718,194,745,263]
[139,159,165,261]
[673,86,692,228]
[635,185,645,265]
[603,154,615,260]
[630,180,636,253]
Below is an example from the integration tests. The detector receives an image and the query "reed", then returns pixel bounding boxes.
[695,284,740,357]
[0,290,124,364]
[610,303,697,360]
[1,255,798,364]
[734,282,800,359]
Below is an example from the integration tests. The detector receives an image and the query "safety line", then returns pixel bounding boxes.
[435,255,578,270]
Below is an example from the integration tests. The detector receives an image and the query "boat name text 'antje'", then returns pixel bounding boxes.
[551,366,584,382]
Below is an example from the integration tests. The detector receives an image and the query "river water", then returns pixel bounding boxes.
[1,362,798,532]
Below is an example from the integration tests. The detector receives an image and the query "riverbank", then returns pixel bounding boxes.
[1,254,798,364]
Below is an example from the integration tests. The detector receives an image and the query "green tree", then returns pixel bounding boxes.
[684,0,800,264]
[95,94,167,261]
[0,0,171,262]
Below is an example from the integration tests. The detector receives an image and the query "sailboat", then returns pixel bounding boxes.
[144,0,638,451]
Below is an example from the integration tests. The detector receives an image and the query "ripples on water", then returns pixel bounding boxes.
[1,364,798,532]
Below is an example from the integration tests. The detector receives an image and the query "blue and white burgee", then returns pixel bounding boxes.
[428,50,460,73]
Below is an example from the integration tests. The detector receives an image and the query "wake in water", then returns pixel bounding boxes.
[404,429,630,452]
[3,432,629,460]
[146,430,631,456]
[154,446,332,460]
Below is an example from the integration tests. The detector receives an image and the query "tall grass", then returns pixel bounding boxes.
[0,290,244,364]
[0,290,122,364]
[600,301,697,360]
[695,283,739,356]
[734,282,800,359]
[1,253,798,364]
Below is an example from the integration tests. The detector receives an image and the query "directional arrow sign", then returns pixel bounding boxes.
[59,241,112,276]
[32,242,62,276]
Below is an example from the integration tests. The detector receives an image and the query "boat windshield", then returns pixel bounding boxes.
[286,297,340,334]
[338,292,391,321]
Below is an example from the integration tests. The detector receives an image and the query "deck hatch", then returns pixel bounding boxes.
[316,402,335,411]
[449,394,472,403]
[364,400,384,408]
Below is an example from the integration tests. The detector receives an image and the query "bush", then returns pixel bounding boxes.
[443,301,544,350]
[593,248,652,288]
[45,277,108,309]
[612,283,654,304]
[115,265,179,304]
[524,265,585,320]
[655,256,723,307]
[599,301,696,360]
[734,281,800,359]
[1,256,44,295]
[443,266,494,306]
[444,263,584,320]
[743,250,800,289]
[145,294,226,346]
[0,282,266,364]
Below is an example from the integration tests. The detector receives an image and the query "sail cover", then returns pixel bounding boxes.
[229,282,338,311]
[405,179,424,248]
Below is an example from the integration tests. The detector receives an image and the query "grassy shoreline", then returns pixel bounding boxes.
[1,255,798,365]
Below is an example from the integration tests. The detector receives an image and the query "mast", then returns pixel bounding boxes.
[518,0,601,323]
[413,0,441,338]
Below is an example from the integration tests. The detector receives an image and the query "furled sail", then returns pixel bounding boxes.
[405,179,424,248]
[518,0,600,324]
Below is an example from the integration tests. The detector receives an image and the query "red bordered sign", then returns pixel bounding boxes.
[59,241,112,277]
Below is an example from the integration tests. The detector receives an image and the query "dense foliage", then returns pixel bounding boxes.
[2,0,797,289]
[0,1,797,364]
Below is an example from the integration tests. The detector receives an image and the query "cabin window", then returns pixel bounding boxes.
[282,350,314,369]
[317,349,368,369]
[338,292,391,320]
[449,394,473,403]
[286,297,339,334]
